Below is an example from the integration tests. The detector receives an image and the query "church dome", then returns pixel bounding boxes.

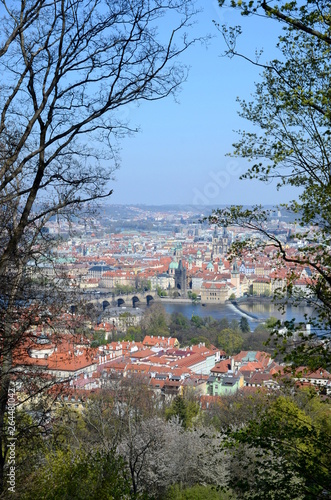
[169,261,179,270]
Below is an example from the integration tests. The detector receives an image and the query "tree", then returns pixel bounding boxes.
[118,416,229,498]
[188,291,199,303]
[114,284,135,295]
[165,394,199,429]
[156,285,168,297]
[219,1,331,48]
[265,317,279,330]
[217,328,243,355]
[228,395,331,499]
[189,336,211,347]
[170,312,190,330]
[21,448,131,500]
[203,390,277,433]
[0,0,200,493]
[81,379,159,452]
[145,418,229,497]
[242,323,272,352]
[210,0,331,369]
[239,316,250,333]
[124,326,144,343]
[218,318,230,331]
[117,416,163,497]
[141,302,170,337]
[135,278,151,293]
[210,2,331,497]
[191,315,204,328]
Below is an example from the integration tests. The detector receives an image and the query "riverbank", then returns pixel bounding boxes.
[159,297,192,304]
[235,295,313,307]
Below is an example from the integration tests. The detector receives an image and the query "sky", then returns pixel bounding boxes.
[108,1,299,207]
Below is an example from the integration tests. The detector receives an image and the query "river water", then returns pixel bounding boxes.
[162,301,315,330]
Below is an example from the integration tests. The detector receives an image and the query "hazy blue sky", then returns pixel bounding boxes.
[109,1,299,207]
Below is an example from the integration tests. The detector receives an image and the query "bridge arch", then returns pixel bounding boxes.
[117,298,125,307]
[102,300,110,311]
[146,295,154,306]
[132,296,140,308]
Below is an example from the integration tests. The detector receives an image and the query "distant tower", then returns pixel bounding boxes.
[217,258,225,273]
[174,242,183,259]
[212,226,220,259]
[175,260,187,296]
[196,250,202,268]
[207,261,214,272]
[230,259,240,297]
[220,226,229,255]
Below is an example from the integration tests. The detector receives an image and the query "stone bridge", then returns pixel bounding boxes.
[100,291,157,310]
[70,291,158,314]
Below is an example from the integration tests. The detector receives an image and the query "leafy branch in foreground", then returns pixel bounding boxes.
[207,205,330,370]
[208,0,331,370]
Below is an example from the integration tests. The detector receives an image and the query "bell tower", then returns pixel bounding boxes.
[230,259,240,297]
[212,226,220,259]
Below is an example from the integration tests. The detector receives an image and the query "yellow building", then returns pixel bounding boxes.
[252,277,272,296]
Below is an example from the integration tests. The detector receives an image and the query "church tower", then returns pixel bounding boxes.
[174,242,183,259]
[230,259,240,297]
[220,226,229,255]
[212,226,220,259]
[196,250,202,268]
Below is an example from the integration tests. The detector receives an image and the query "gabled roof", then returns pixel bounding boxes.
[211,359,231,374]
[130,349,155,359]
[169,352,205,369]
[142,335,179,348]
[294,367,331,380]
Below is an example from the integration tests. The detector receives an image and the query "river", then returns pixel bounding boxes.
[162,301,315,330]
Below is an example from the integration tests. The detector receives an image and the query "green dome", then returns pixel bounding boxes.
[169,261,179,269]
[207,262,214,270]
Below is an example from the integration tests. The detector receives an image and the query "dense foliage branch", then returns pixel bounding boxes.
[210,0,331,364]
